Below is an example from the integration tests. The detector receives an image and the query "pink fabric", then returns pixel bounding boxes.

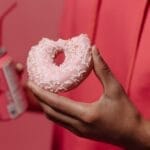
[60,0,100,39]
[129,5,150,118]
[52,0,150,150]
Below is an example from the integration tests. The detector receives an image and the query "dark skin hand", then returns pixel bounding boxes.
[26,46,150,149]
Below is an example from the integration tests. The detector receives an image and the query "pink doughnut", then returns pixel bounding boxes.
[27,34,92,92]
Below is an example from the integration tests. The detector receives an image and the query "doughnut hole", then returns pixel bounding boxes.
[54,50,65,66]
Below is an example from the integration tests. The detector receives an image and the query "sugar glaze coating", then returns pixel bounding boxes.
[27,34,92,92]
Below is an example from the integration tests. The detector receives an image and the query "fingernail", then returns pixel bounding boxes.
[92,45,100,55]
[92,45,96,50]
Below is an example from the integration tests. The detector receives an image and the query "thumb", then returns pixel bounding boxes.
[92,46,117,89]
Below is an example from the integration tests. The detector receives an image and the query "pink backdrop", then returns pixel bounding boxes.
[0,0,64,150]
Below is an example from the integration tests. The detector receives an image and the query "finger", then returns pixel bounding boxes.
[27,81,86,120]
[92,46,119,89]
[15,63,24,74]
[24,84,42,111]
[39,101,81,133]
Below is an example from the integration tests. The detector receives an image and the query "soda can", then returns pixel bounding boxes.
[0,48,28,120]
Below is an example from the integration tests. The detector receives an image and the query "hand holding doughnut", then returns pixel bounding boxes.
[27,47,150,149]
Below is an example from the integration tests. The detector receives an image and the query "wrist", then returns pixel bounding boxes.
[133,118,150,149]
[121,117,150,150]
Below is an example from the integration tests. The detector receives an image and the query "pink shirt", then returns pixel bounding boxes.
[51,0,150,150]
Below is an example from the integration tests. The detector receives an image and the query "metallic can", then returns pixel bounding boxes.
[0,48,28,120]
